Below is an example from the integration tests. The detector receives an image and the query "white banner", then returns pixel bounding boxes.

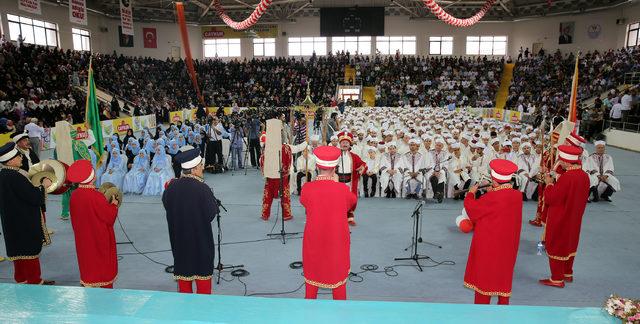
[18,0,41,15]
[69,0,87,25]
[119,0,134,36]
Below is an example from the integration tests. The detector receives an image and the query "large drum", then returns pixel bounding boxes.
[29,160,71,195]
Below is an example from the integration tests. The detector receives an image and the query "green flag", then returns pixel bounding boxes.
[85,58,104,162]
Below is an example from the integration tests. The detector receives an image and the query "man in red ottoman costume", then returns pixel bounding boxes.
[539,145,590,288]
[68,159,120,288]
[463,159,523,305]
[301,145,357,300]
[260,119,307,221]
[335,131,367,226]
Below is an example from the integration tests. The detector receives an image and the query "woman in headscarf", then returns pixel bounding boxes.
[166,139,182,179]
[125,138,141,169]
[177,134,186,147]
[123,149,150,194]
[100,148,127,190]
[123,129,136,148]
[142,146,175,195]
[143,138,155,160]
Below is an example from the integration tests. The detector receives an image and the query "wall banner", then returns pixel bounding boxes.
[69,0,87,25]
[201,24,278,39]
[119,0,134,36]
[19,0,41,15]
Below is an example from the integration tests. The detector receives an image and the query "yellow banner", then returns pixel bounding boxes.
[493,109,505,121]
[507,110,522,123]
[169,111,183,124]
[202,24,278,39]
[114,117,133,135]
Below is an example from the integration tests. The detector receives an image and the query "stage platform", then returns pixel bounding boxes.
[0,283,615,323]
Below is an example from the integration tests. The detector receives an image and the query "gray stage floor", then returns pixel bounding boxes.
[1,144,638,307]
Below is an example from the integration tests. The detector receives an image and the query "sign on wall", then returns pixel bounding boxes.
[201,24,278,39]
[120,0,134,36]
[18,0,41,15]
[69,0,88,25]
[143,28,157,48]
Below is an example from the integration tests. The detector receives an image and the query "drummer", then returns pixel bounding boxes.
[68,160,120,288]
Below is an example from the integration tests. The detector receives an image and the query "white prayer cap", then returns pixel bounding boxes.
[475,143,486,149]
[594,140,606,146]
[450,143,461,149]
[367,146,377,152]
[330,135,338,141]
[490,138,500,145]
[409,138,421,145]
[521,142,532,148]
[512,137,521,143]
[387,141,397,148]
[435,138,445,145]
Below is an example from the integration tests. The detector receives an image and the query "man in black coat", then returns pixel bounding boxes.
[0,142,54,285]
[11,132,40,172]
[162,147,219,294]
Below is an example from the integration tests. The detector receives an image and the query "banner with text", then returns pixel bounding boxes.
[201,24,278,39]
[19,0,41,15]
[119,0,134,36]
[69,0,87,25]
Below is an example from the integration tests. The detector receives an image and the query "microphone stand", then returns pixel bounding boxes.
[267,150,300,244]
[214,197,244,285]
[394,200,431,271]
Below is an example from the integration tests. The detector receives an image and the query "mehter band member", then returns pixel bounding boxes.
[335,131,366,225]
[539,145,590,288]
[0,142,54,285]
[463,159,522,305]
[163,147,219,294]
[301,146,356,300]
[68,159,119,288]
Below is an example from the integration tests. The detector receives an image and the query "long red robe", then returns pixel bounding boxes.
[338,151,367,220]
[260,144,293,219]
[69,185,119,287]
[543,166,590,261]
[300,178,357,288]
[463,185,522,297]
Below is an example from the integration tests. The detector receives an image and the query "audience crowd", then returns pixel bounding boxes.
[1,38,638,136]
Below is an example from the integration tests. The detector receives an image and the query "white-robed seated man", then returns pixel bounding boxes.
[379,141,403,198]
[470,142,491,185]
[448,142,471,200]
[294,147,316,196]
[515,142,540,201]
[585,141,620,202]
[401,138,426,199]
[425,138,449,203]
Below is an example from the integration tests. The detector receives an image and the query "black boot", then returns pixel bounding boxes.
[436,183,445,203]
[589,186,599,202]
[601,185,614,202]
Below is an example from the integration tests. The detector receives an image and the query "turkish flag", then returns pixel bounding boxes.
[143,28,157,48]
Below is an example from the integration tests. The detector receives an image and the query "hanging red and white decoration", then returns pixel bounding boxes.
[421,0,496,27]
[214,0,273,30]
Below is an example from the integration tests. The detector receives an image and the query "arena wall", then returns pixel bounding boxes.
[0,1,638,61]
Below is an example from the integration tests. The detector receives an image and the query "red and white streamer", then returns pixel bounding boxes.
[214,0,273,30]
[421,0,496,27]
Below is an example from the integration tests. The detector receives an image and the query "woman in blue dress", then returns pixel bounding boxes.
[142,146,175,195]
[123,149,150,194]
[100,148,127,190]
[125,138,141,170]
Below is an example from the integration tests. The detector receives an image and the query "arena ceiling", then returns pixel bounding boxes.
[81,0,631,24]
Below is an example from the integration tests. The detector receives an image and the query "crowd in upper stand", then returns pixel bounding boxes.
[351,55,502,108]
[1,36,638,134]
[507,47,640,117]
